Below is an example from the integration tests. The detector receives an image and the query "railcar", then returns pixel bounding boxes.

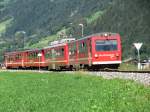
[4,51,25,68]
[4,49,45,69]
[43,38,75,70]
[68,32,122,70]
[4,32,121,70]
[91,33,122,69]
[44,43,68,70]
[24,49,45,68]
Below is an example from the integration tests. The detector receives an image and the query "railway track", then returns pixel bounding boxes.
[1,68,150,73]
[102,69,150,73]
[0,69,150,86]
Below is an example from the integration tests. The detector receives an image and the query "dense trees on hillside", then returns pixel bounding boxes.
[0,0,10,21]
[6,0,112,36]
[0,0,5,20]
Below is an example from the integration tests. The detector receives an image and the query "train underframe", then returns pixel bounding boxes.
[69,64,120,71]
[6,63,120,71]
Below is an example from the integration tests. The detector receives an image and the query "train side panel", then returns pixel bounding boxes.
[68,33,122,69]
[5,52,25,68]
[4,32,122,70]
[45,44,69,70]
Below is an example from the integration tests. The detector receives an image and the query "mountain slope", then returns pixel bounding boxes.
[6,0,112,36]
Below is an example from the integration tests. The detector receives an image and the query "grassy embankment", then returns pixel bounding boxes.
[119,63,150,71]
[0,71,149,112]
[0,18,12,33]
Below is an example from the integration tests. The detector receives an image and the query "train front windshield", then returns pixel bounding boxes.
[95,40,117,51]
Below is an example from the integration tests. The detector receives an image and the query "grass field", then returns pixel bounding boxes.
[0,71,149,112]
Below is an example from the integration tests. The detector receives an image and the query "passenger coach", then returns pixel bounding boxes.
[4,32,122,70]
[68,32,122,70]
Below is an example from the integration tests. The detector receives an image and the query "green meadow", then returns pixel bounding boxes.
[0,71,149,112]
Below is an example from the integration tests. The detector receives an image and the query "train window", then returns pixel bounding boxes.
[9,57,11,61]
[29,53,32,59]
[34,52,38,58]
[61,48,64,56]
[60,48,64,56]
[95,40,117,51]
[8,57,11,61]
[28,53,30,59]
[28,52,38,59]
[45,50,51,59]
[29,52,34,59]
[11,57,13,61]
[11,56,15,61]
[82,42,85,47]
[55,48,64,57]
[17,54,19,60]
[16,54,22,60]
[30,53,32,59]
[18,54,20,59]
[51,49,55,58]
[61,48,64,52]
[16,55,18,60]
[69,43,76,56]
[79,41,87,53]
[33,53,35,58]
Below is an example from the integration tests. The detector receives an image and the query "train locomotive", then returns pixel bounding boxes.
[4,32,122,70]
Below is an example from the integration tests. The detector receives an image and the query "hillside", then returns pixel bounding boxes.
[0,0,150,61]
[6,0,112,35]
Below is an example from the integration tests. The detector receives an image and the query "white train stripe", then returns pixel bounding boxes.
[93,61,121,65]
[69,57,92,62]
[7,62,46,64]
[6,60,67,65]
[6,60,121,65]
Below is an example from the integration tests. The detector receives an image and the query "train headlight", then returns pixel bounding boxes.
[116,53,119,60]
[104,33,108,37]
[95,54,98,58]
[116,53,119,57]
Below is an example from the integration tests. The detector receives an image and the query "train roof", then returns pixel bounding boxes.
[44,32,119,48]
[80,32,118,39]
[43,38,75,49]
[4,48,42,55]
[67,32,119,43]
[43,43,67,49]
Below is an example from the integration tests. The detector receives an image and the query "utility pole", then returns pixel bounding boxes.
[21,31,26,49]
[38,53,42,72]
[16,31,26,49]
[79,23,84,37]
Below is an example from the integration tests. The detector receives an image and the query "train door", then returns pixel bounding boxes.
[4,54,8,68]
[87,39,92,66]
[68,42,77,69]
[51,48,55,69]
[21,52,25,68]
[78,39,89,68]
[41,49,45,67]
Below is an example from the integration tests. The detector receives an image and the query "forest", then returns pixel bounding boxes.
[0,0,150,61]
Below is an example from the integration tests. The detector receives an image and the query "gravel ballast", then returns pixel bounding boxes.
[88,72,150,86]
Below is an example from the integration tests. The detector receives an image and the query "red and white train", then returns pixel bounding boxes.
[4,32,122,70]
